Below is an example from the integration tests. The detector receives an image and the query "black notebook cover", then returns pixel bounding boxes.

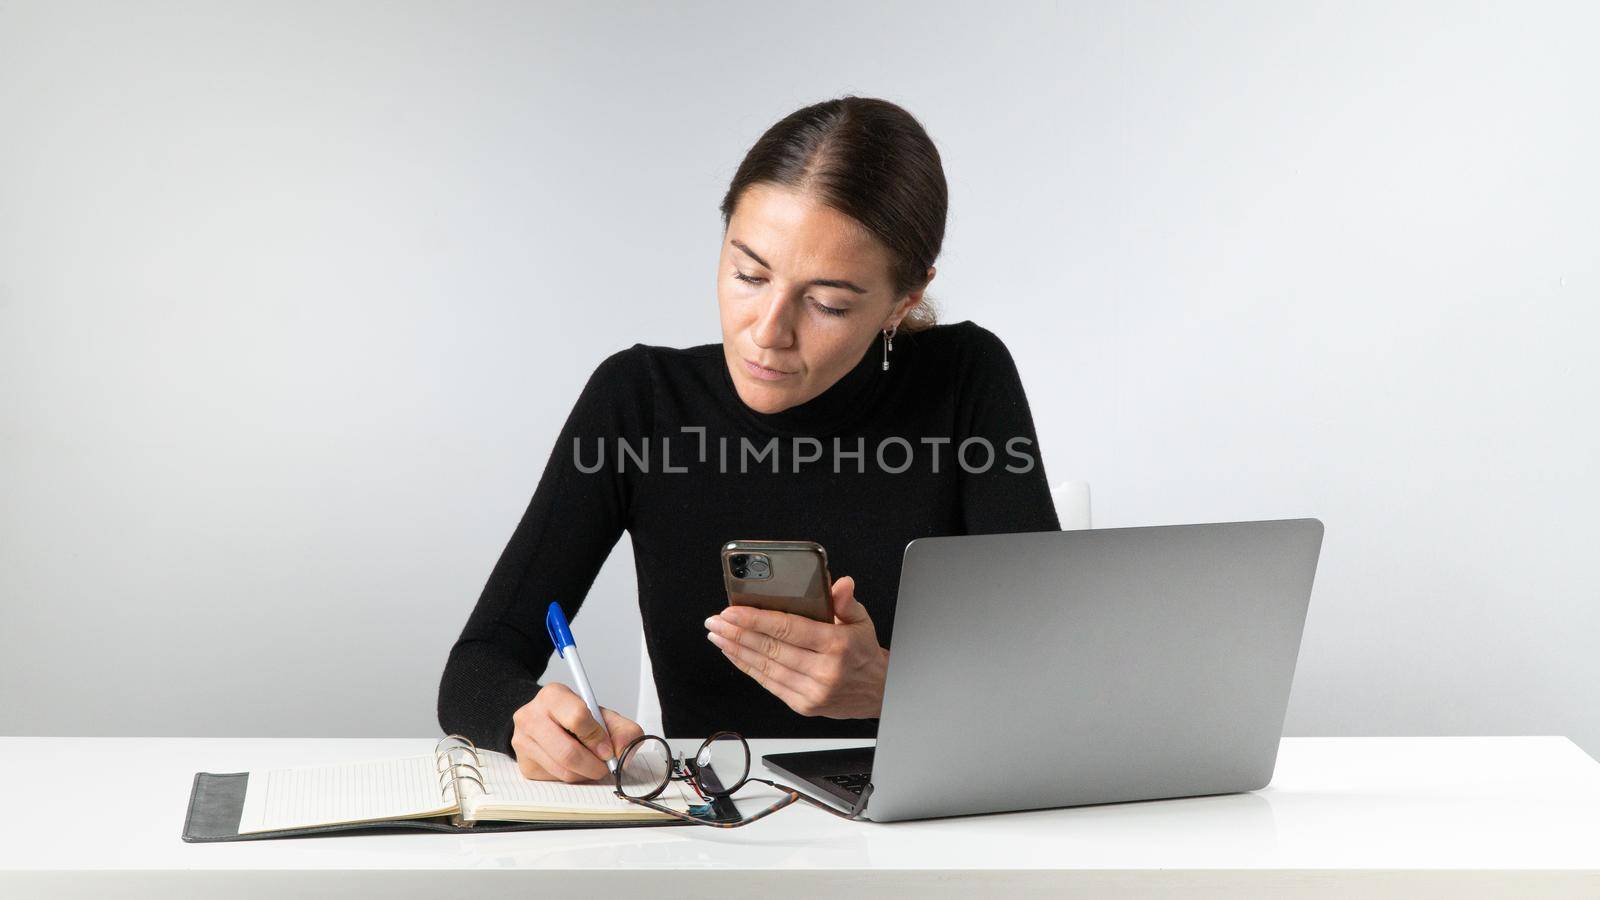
[182,771,735,842]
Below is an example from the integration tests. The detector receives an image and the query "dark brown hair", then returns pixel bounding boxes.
[719,96,947,332]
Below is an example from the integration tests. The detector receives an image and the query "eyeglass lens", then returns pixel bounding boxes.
[693,732,750,797]
[617,736,674,800]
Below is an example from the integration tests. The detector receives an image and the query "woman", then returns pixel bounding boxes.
[438,96,1059,784]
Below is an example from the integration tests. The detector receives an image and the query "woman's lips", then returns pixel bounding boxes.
[743,358,795,381]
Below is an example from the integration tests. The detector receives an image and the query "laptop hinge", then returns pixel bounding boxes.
[849,782,874,818]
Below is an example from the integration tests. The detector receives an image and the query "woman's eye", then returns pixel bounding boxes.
[733,270,846,316]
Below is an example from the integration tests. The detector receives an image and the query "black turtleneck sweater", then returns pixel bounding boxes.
[437,320,1060,754]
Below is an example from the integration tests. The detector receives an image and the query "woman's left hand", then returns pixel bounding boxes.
[705,575,889,719]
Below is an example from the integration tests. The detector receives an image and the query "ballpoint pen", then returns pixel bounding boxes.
[544,601,618,774]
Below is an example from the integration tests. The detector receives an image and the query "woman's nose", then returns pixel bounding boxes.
[750,294,796,350]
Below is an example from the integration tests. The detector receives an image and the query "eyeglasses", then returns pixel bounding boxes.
[613,731,868,827]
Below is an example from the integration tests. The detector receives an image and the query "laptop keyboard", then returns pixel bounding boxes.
[822,772,871,795]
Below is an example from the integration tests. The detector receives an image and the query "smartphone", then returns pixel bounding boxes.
[721,540,833,622]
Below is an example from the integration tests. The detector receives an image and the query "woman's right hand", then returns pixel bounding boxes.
[510,683,644,783]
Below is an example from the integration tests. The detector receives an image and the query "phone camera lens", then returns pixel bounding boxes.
[729,554,748,578]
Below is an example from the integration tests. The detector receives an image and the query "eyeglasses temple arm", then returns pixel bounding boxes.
[748,776,872,821]
[850,782,874,818]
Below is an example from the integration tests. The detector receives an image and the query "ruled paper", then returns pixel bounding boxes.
[237,754,456,834]
[472,749,669,811]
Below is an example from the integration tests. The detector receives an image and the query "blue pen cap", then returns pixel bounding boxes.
[545,601,574,658]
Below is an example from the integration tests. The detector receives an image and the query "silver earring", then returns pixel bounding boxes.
[881,324,897,371]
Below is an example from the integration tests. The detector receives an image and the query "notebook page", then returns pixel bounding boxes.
[237,753,458,834]
[467,749,695,818]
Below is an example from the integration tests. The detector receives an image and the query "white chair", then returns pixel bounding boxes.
[631,480,1092,733]
[1053,479,1093,531]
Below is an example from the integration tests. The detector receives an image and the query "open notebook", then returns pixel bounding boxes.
[182,737,732,841]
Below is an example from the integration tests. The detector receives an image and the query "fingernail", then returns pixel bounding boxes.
[598,741,614,760]
[703,616,716,629]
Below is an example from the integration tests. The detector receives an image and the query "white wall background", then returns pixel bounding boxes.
[2,1,1595,756]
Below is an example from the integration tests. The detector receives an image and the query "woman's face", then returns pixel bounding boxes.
[717,183,932,414]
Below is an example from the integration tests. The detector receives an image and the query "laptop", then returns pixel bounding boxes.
[762,518,1324,822]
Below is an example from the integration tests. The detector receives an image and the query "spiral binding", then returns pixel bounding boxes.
[434,734,487,825]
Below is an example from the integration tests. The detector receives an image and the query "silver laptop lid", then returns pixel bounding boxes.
[866,518,1324,822]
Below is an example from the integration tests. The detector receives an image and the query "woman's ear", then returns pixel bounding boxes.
[885,265,935,331]
[902,267,935,317]
[884,304,910,333]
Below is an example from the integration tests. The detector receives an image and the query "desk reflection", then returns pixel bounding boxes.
[444,787,1276,870]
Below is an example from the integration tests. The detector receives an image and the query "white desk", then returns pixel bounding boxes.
[2,736,1596,898]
